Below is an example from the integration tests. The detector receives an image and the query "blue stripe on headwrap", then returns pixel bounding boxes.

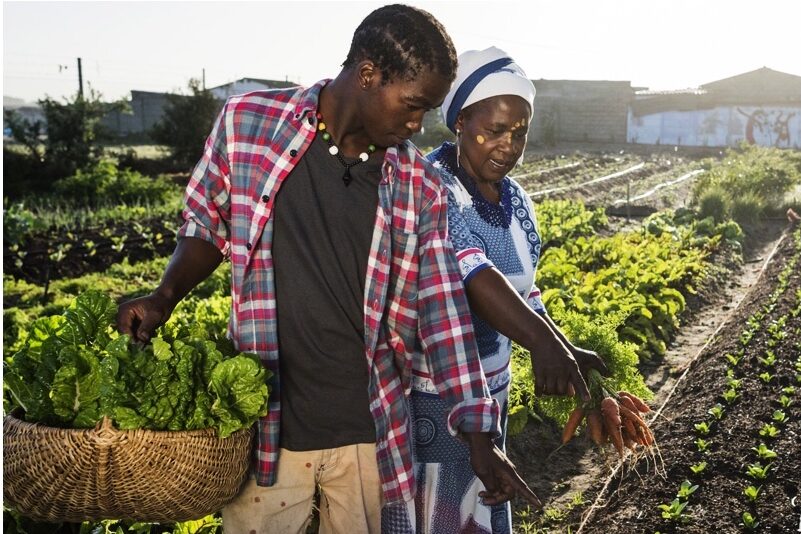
[445,57,514,132]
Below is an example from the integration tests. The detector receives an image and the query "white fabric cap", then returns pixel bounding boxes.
[442,46,536,133]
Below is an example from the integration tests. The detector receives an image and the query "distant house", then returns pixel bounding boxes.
[628,67,801,148]
[529,80,634,145]
[208,77,298,100]
[3,97,45,139]
[101,77,298,138]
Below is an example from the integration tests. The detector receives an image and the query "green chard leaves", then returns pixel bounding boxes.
[3,290,270,437]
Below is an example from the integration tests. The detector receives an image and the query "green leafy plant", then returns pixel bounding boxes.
[725,353,741,366]
[758,350,776,367]
[707,404,725,420]
[752,443,777,461]
[745,462,770,480]
[689,461,707,475]
[759,423,780,439]
[695,438,710,452]
[772,409,789,425]
[721,388,739,404]
[778,395,794,408]
[743,485,761,502]
[742,511,759,530]
[3,290,270,437]
[694,421,711,435]
[658,499,689,522]
[758,371,774,384]
[676,480,699,499]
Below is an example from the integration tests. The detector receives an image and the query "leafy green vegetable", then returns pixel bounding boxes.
[3,290,270,437]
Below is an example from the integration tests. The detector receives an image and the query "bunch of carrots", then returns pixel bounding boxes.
[561,370,655,458]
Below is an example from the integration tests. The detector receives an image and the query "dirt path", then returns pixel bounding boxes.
[508,222,789,532]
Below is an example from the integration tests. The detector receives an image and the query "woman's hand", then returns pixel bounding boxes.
[529,335,591,401]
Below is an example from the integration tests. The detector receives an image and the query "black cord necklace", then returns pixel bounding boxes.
[316,112,376,186]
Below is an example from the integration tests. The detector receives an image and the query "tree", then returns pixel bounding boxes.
[3,88,126,197]
[151,78,222,169]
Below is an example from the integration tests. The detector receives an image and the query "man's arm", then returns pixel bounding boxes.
[117,103,233,342]
[116,237,223,342]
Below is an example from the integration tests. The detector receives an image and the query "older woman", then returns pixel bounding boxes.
[382,48,607,534]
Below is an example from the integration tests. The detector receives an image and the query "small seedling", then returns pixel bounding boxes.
[658,498,688,521]
[742,511,759,530]
[725,353,740,366]
[695,438,710,452]
[782,385,796,396]
[758,350,776,367]
[778,395,794,408]
[727,377,742,390]
[676,480,699,499]
[743,485,761,502]
[772,409,789,424]
[745,462,770,480]
[721,388,739,404]
[751,443,777,461]
[759,423,780,438]
[759,371,774,384]
[694,421,711,435]
[707,404,725,420]
[689,461,707,475]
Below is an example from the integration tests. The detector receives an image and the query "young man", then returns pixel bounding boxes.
[116,5,539,533]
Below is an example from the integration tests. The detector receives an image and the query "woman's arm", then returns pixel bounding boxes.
[465,266,593,399]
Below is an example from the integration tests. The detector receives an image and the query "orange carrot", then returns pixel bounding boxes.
[622,416,637,446]
[562,407,585,445]
[618,403,648,430]
[619,391,651,413]
[586,409,605,446]
[601,397,624,457]
[618,395,639,415]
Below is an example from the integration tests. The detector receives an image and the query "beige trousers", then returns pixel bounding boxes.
[222,444,383,534]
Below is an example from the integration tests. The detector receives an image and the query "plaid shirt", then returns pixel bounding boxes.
[179,80,500,504]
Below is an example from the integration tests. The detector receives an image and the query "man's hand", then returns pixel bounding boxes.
[465,432,542,508]
[116,293,175,344]
[531,335,591,401]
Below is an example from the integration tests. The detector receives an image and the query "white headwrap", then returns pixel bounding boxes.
[441,46,536,134]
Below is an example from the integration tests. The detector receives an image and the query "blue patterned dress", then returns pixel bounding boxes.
[381,142,546,534]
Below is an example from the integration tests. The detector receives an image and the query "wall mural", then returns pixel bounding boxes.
[628,106,801,148]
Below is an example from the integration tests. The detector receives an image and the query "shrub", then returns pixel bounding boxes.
[730,191,764,227]
[53,159,175,206]
[697,186,729,223]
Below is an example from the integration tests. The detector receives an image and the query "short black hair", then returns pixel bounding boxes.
[343,4,457,84]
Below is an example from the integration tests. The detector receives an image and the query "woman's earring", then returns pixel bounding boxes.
[455,129,461,169]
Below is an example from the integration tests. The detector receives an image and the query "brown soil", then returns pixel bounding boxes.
[508,222,799,533]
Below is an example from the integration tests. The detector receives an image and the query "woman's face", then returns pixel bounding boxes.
[456,95,531,184]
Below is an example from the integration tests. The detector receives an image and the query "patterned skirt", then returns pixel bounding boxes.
[382,375,511,534]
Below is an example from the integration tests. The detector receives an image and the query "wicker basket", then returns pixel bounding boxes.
[3,413,253,523]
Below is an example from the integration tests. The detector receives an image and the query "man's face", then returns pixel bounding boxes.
[360,68,451,148]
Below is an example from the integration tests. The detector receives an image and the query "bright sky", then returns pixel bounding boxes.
[3,0,800,103]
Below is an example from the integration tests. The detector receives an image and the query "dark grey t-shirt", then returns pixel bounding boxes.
[273,133,382,450]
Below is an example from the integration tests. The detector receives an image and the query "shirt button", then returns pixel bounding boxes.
[262,194,270,202]
[381,249,388,259]
[290,149,298,157]
[246,243,252,250]
[307,116,315,125]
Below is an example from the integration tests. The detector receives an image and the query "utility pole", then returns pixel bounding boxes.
[77,57,84,99]
[202,68,206,90]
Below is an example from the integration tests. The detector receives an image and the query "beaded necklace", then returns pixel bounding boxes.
[316,112,377,186]
[439,142,513,228]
